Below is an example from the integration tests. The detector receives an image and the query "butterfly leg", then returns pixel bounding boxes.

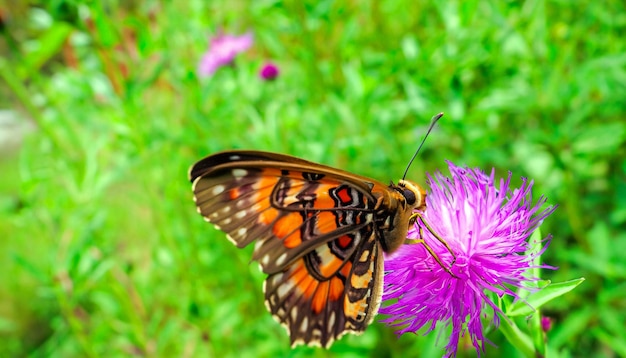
[406,213,458,278]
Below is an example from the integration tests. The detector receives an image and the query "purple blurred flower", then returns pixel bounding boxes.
[541,316,552,332]
[381,161,556,357]
[259,62,279,80]
[198,32,253,77]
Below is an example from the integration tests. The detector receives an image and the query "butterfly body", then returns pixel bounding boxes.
[189,150,426,347]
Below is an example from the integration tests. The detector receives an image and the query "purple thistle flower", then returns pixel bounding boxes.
[380,161,556,357]
[198,32,253,77]
[259,62,280,80]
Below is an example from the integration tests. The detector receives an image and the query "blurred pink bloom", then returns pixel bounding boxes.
[198,32,253,76]
[541,316,552,332]
[259,62,279,80]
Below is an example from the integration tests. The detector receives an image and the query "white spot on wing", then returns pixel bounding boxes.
[290,306,298,322]
[277,281,292,299]
[232,169,248,178]
[235,211,247,219]
[230,155,241,160]
[237,227,247,238]
[359,250,370,262]
[275,252,287,266]
[212,185,225,195]
[261,254,270,267]
[272,272,284,286]
[300,316,308,333]
[311,328,322,340]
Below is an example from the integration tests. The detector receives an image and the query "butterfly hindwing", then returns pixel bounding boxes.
[264,223,383,348]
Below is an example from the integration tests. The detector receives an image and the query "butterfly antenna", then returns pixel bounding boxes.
[402,112,444,181]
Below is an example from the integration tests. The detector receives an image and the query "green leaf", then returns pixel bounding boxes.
[507,278,585,316]
[518,229,548,300]
[20,22,73,79]
[572,122,626,156]
[498,313,535,357]
[529,304,547,357]
[595,327,626,357]
[551,307,595,348]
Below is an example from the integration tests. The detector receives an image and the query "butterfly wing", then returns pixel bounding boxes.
[190,151,387,274]
[264,224,384,347]
[190,150,384,185]
[190,151,393,347]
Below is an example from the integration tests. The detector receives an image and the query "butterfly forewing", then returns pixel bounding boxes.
[191,153,381,274]
[190,150,424,348]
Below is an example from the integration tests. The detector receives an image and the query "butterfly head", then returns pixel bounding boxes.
[379,179,427,254]
[395,179,427,212]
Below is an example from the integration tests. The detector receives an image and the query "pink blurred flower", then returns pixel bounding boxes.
[541,316,552,332]
[259,62,279,80]
[198,32,253,77]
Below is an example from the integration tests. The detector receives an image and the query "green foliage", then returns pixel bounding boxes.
[1,0,624,356]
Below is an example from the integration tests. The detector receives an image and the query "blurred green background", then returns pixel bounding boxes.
[1,1,625,357]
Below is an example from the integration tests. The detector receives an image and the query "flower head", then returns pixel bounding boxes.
[381,161,556,357]
[541,316,552,332]
[198,31,253,77]
[259,62,280,80]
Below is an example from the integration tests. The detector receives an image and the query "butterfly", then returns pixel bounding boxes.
[189,150,429,348]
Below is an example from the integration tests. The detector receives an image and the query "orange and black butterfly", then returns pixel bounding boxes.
[189,150,432,348]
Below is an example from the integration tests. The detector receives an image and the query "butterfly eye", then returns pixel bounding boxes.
[402,188,416,205]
